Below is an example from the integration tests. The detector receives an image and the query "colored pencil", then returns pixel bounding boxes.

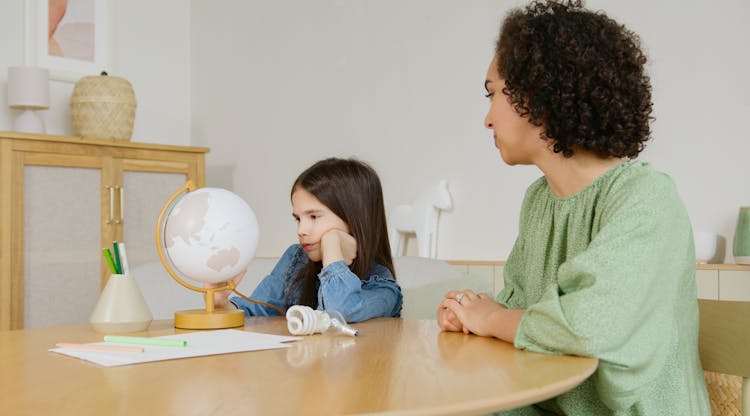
[55,342,144,353]
[112,240,122,274]
[104,335,187,347]
[102,248,118,274]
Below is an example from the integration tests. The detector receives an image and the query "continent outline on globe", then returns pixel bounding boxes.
[162,187,259,284]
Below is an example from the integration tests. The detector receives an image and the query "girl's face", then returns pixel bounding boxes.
[291,187,349,262]
[483,56,545,165]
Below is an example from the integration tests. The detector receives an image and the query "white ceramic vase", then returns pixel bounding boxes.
[694,231,720,264]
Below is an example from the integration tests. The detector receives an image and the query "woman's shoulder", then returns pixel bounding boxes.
[521,175,551,205]
[611,161,669,182]
[534,161,676,196]
[519,161,684,217]
[605,162,680,201]
[525,175,550,194]
[599,162,689,226]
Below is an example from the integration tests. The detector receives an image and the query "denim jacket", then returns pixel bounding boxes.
[230,244,402,322]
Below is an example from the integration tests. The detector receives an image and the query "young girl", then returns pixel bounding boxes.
[212,157,402,323]
[438,1,709,414]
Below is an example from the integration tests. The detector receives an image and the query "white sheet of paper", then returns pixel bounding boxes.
[49,329,302,367]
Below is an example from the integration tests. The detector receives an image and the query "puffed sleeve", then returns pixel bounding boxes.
[318,262,402,323]
[513,174,696,410]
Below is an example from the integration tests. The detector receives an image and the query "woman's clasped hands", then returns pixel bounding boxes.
[437,290,524,342]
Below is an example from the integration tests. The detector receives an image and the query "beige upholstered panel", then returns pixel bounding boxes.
[24,166,101,328]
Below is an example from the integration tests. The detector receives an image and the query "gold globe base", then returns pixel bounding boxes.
[174,308,245,329]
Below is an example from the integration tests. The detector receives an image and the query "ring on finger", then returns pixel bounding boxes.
[455,293,465,304]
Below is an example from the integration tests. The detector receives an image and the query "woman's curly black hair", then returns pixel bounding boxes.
[496,0,653,158]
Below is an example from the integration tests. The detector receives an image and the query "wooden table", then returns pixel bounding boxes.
[0,318,598,415]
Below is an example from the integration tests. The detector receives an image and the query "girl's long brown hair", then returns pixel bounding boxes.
[286,157,395,308]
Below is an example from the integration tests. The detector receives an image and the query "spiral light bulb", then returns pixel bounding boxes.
[286,305,358,336]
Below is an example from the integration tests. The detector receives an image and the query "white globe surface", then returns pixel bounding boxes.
[163,187,259,284]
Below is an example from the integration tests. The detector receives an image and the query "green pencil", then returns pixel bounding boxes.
[102,248,118,274]
[112,241,122,274]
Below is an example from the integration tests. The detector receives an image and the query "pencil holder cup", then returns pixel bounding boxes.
[90,274,153,333]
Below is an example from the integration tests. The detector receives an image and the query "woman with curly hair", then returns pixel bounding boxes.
[437,1,710,414]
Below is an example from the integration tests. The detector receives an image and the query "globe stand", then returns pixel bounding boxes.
[174,309,244,329]
[156,181,246,330]
[173,287,245,329]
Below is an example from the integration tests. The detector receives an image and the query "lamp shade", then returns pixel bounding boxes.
[7,66,50,109]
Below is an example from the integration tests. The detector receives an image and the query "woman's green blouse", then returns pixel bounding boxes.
[497,162,710,415]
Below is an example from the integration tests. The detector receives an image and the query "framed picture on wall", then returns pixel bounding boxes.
[24,0,113,82]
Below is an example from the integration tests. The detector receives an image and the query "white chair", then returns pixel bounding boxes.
[389,180,452,258]
[130,258,277,319]
[698,299,750,415]
[393,256,459,290]
[393,256,493,319]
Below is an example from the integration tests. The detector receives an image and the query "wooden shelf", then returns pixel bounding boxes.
[0,131,210,153]
[696,263,750,271]
[442,260,750,271]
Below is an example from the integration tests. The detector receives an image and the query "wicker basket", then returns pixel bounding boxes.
[70,72,136,140]
[705,371,742,416]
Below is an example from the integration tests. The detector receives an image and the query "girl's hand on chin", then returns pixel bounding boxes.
[321,229,357,266]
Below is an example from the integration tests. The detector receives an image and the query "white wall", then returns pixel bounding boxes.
[0,0,191,145]
[191,0,750,261]
[587,0,750,263]
[4,1,747,262]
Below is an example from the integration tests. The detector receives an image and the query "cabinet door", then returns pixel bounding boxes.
[696,269,719,300]
[23,163,102,328]
[121,169,188,269]
[1,135,207,330]
[718,270,750,301]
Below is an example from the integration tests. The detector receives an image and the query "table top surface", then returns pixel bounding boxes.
[0,318,598,416]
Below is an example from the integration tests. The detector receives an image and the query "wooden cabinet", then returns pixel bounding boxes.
[0,131,208,329]
[695,264,750,301]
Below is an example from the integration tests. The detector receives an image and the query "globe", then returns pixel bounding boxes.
[162,187,259,284]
